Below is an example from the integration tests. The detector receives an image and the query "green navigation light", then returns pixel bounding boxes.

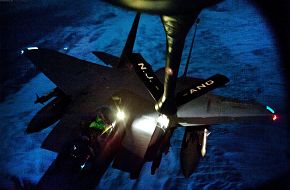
[80,163,85,170]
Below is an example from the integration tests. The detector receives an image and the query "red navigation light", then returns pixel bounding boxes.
[272,114,278,121]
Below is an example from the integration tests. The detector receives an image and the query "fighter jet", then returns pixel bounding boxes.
[23,11,276,188]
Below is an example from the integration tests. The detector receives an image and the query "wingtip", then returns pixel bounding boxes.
[27,47,39,50]
[215,73,230,83]
[21,47,39,56]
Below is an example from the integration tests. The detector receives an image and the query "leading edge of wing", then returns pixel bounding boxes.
[177,94,275,126]
[93,51,120,68]
[24,47,110,96]
[40,114,80,153]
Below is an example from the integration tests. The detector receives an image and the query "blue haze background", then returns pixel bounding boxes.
[0,0,289,189]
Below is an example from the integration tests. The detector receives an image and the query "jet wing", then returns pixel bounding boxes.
[93,51,120,68]
[41,114,82,153]
[177,94,274,126]
[176,74,229,107]
[41,89,157,177]
[109,90,159,176]
[24,48,110,96]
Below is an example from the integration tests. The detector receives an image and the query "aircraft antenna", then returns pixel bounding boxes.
[183,18,200,79]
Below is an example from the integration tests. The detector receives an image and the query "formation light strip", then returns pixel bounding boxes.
[27,47,38,50]
[266,106,275,114]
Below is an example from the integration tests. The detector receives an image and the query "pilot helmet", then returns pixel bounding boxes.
[96,106,114,124]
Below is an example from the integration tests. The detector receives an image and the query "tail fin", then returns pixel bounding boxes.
[118,13,141,68]
[129,53,229,107]
[130,53,163,101]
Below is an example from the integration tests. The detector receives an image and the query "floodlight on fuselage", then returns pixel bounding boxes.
[116,109,126,121]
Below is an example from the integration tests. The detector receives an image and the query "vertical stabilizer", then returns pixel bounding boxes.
[118,12,141,68]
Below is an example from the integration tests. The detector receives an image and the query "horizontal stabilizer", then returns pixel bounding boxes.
[130,53,164,101]
[93,51,120,68]
[176,74,229,107]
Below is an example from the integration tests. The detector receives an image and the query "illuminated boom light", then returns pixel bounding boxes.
[157,114,170,131]
[131,114,157,135]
